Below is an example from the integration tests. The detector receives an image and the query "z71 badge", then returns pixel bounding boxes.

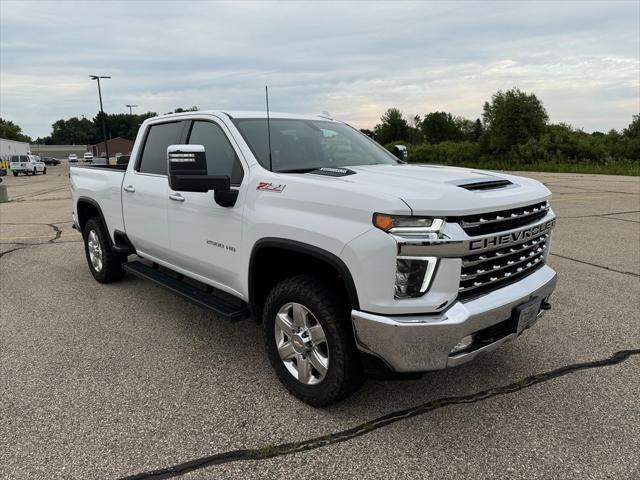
[256,182,286,193]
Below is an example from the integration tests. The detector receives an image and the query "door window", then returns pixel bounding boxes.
[138,121,184,175]
[188,121,244,185]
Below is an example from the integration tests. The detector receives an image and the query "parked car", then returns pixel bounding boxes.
[42,157,61,166]
[84,152,94,162]
[68,154,78,162]
[117,155,130,166]
[0,168,6,176]
[70,110,557,406]
[9,155,46,175]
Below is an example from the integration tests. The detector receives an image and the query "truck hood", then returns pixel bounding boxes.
[326,164,551,216]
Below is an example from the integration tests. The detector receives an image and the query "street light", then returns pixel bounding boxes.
[90,75,111,160]
[125,104,138,115]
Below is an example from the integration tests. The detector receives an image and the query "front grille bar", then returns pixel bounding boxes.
[458,254,545,296]
[461,233,549,267]
[460,202,549,228]
[461,246,546,281]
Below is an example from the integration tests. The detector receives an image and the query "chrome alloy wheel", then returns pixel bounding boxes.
[274,302,329,385]
[87,230,103,272]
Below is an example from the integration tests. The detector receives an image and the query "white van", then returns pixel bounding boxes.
[9,155,47,176]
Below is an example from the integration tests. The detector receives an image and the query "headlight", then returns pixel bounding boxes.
[373,213,444,235]
[395,256,438,298]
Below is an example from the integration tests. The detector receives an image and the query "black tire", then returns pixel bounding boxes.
[13,171,18,176]
[33,168,37,175]
[43,168,47,175]
[83,217,127,283]
[263,274,363,407]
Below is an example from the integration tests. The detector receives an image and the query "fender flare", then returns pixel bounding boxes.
[249,237,360,311]
[76,196,110,240]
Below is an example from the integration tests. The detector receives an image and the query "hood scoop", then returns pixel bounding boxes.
[310,167,356,177]
[458,179,513,191]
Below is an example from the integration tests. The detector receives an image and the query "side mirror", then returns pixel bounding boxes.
[167,144,238,207]
[391,144,407,162]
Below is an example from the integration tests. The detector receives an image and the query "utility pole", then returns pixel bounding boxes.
[90,75,111,160]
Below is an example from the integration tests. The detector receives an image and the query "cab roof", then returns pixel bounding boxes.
[151,110,338,122]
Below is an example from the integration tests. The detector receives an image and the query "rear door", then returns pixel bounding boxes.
[122,120,187,261]
[166,117,247,294]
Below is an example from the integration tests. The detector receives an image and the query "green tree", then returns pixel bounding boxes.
[0,118,31,142]
[373,108,409,145]
[420,112,464,144]
[50,117,96,144]
[482,88,548,155]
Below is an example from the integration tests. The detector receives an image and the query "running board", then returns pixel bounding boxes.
[123,261,250,322]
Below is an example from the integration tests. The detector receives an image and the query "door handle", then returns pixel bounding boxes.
[169,193,185,202]
[123,185,135,193]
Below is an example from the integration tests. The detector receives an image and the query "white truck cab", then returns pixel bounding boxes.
[10,154,46,176]
[70,110,557,406]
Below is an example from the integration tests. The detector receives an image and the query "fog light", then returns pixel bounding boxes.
[450,335,474,355]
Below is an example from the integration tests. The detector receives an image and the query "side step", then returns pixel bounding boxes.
[123,261,250,322]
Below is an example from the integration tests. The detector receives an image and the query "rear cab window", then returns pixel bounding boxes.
[137,121,186,175]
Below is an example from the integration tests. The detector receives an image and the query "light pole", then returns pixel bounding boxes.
[90,75,110,160]
[125,104,138,115]
[125,104,139,140]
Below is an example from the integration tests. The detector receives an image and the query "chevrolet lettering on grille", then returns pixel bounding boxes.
[469,219,556,252]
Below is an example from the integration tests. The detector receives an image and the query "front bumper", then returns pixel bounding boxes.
[351,264,557,372]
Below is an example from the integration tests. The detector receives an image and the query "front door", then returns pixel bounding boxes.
[166,118,247,296]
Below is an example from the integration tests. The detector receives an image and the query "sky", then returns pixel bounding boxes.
[1,0,638,139]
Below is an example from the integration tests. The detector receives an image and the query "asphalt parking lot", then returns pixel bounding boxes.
[1,164,639,480]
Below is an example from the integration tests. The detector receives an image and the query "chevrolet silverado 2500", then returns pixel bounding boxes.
[70,110,557,406]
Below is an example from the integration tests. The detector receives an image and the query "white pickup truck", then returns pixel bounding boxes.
[70,110,557,406]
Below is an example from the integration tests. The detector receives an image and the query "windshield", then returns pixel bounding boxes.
[232,118,398,172]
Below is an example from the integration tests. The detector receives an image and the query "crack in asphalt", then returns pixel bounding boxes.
[118,348,640,480]
[550,253,640,277]
[0,221,78,257]
[0,246,28,258]
[557,209,640,220]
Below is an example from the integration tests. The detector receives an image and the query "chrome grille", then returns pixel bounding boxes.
[453,201,549,236]
[458,232,549,299]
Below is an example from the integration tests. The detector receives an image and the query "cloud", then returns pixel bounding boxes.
[1,0,638,138]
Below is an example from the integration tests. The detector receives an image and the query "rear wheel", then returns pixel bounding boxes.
[33,168,37,175]
[43,168,47,175]
[12,171,17,176]
[263,275,363,407]
[83,217,127,283]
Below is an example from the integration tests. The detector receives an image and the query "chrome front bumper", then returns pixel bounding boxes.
[351,265,557,372]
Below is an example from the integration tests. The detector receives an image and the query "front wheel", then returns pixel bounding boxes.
[83,218,127,283]
[43,168,47,175]
[263,275,363,407]
[33,168,37,175]
[13,171,18,176]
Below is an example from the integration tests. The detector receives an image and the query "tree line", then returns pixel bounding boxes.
[364,88,639,175]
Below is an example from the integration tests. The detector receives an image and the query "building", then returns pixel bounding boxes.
[29,144,88,160]
[0,138,30,161]
[90,137,134,157]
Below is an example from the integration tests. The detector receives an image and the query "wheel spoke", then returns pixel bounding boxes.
[292,303,307,328]
[275,313,295,335]
[307,324,326,344]
[277,341,296,361]
[296,355,312,383]
[309,349,328,377]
